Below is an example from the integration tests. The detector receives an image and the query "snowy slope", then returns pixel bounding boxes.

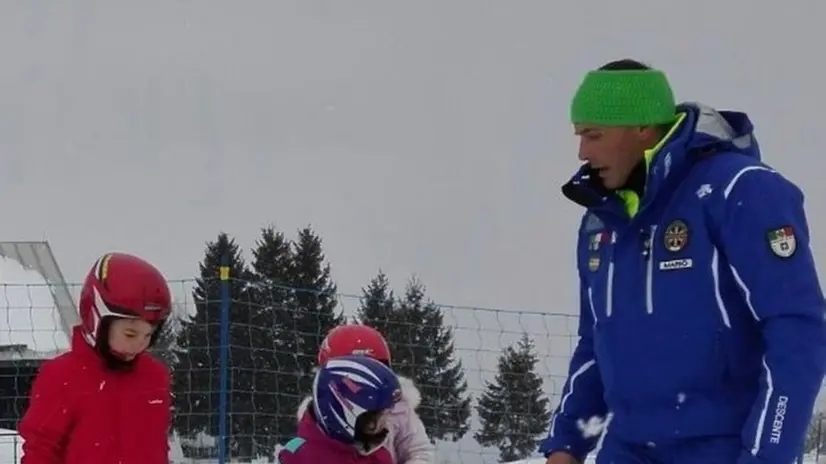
[0,256,69,353]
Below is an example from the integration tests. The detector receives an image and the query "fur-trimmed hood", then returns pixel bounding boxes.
[296,375,421,421]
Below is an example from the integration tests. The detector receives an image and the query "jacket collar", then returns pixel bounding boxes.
[562,102,759,221]
[71,325,101,363]
[297,410,360,455]
[562,111,690,221]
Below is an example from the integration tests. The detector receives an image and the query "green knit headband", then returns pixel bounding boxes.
[570,69,676,126]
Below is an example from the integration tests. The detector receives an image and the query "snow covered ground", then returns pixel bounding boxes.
[0,256,69,354]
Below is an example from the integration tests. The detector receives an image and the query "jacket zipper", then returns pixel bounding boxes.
[606,231,616,317]
[643,225,657,314]
[587,286,598,325]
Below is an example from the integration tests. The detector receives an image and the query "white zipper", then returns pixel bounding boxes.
[645,225,657,314]
[587,286,598,326]
[606,232,616,317]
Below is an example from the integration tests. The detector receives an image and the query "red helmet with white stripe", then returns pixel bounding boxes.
[318,324,392,366]
[78,252,172,348]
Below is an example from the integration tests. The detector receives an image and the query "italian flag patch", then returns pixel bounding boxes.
[767,226,796,258]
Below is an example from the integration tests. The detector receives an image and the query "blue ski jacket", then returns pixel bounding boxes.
[540,103,826,464]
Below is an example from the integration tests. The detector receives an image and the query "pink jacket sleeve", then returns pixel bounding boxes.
[389,377,435,464]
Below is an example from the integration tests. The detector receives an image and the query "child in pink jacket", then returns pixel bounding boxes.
[277,355,399,464]
[297,324,435,464]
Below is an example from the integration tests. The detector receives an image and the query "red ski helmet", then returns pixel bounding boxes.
[78,252,172,348]
[318,324,391,366]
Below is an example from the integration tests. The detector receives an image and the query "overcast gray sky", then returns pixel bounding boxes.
[1,1,825,461]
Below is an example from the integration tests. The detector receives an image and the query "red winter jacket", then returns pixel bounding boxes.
[19,326,171,464]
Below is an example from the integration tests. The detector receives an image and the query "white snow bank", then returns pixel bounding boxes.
[0,257,69,353]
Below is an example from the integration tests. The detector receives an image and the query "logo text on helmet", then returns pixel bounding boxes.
[350,348,374,356]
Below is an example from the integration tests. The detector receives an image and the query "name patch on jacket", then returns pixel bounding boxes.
[658,258,693,271]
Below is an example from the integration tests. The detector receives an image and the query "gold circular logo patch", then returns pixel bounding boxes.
[664,220,689,253]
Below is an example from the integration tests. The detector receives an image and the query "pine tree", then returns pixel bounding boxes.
[355,271,398,338]
[171,233,263,460]
[248,226,297,448]
[149,305,182,368]
[805,411,826,455]
[396,278,472,442]
[288,226,345,415]
[389,279,427,380]
[475,333,551,462]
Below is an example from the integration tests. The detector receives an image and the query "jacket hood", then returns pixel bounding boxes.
[676,101,760,161]
[563,102,761,212]
[296,375,421,421]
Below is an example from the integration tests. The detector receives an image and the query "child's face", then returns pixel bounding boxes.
[359,410,389,436]
[108,318,154,360]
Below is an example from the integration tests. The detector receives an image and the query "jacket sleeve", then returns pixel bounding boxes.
[539,273,608,462]
[275,438,307,464]
[393,408,435,464]
[275,449,294,464]
[714,167,826,464]
[19,361,74,464]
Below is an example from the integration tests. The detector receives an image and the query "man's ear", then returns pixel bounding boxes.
[638,125,656,136]
[639,125,666,143]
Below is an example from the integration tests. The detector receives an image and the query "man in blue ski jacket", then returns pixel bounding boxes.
[541,59,826,464]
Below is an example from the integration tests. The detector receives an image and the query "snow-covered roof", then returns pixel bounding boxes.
[0,256,69,355]
[0,427,21,464]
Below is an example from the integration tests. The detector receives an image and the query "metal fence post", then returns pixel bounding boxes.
[217,254,231,464]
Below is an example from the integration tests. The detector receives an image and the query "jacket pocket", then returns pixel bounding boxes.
[124,387,170,462]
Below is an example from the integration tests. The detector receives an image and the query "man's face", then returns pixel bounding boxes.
[575,125,652,190]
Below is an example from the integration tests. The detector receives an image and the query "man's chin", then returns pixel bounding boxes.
[601,178,622,190]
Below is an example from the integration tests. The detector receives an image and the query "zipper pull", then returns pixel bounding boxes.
[641,228,652,260]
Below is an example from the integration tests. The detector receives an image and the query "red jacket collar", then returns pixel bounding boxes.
[71,325,99,360]
[297,411,359,455]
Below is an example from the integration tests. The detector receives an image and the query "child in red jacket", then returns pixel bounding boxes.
[277,355,401,464]
[19,252,173,464]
